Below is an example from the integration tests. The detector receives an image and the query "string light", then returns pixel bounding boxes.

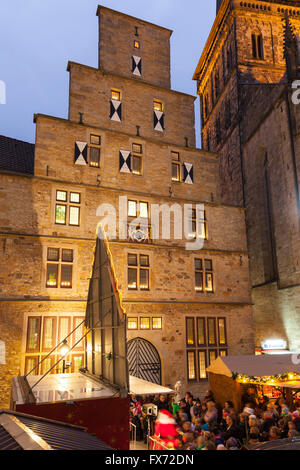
[232,371,300,385]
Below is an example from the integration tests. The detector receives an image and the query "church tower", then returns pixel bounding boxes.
[194,1,300,352]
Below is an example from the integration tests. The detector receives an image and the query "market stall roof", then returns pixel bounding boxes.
[129,376,174,395]
[206,354,300,378]
[12,373,117,405]
[12,373,174,405]
[0,409,111,450]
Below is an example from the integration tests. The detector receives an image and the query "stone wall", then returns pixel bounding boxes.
[97,6,172,89]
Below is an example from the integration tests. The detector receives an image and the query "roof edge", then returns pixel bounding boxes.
[96,4,173,35]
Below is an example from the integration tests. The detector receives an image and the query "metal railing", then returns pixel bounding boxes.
[147,435,171,451]
[130,422,137,449]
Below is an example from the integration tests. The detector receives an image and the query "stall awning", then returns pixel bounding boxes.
[206,354,300,378]
[129,376,174,395]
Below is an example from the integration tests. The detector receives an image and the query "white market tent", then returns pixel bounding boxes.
[207,354,300,379]
[129,376,174,395]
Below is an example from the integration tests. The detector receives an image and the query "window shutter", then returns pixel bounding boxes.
[74,142,88,165]
[132,56,142,76]
[154,110,165,132]
[110,100,122,122]
[119,150,131,173]
[183,163,194,184]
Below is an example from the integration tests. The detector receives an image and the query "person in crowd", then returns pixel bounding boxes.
[267,402,279,422]
[248,427,260,446]
[269,426,281,441]
[210,427,225,447]
[277,418,288,439]
[134,384,300,451]
[243,401,255,416]
[157,394,169,411]
[217,444,227,450]
[226,437,239,450]
[203,390,215,404]
[203,440,217,451]
[222,414,241,442]
[152,394,160,407]
[241,387,258,409]
[260,411,276,440]
[204,400,218,427]
[288,429,300,438]
[238,413,248,441]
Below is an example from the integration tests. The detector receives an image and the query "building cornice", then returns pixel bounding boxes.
[67,61,195,100]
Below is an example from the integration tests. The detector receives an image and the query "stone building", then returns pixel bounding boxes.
[0,5,254,407]
[194,0,300,352]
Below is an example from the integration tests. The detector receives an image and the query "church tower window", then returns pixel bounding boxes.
[252,33,264,60]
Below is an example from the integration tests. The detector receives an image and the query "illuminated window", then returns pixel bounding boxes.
[127,200,150,243]
[208,318,217,346]
[153,100,163,112]
[187,351,196,381]
[197,317,206,346]
[73,317,84,350]
[72,354,84,373]
[25,315,85,376]
[111,89,121,101]
[128,200,148,219]
[209,349,217,365]
[42,317,56,351]
[218,318,227,345]
[205,259,214,292]
[46,248,74,289]
[199,351,207,379]
[195,259,203,292]
[127,254,150,290]
[89,134,101,168]
[128,317,138,330]
[152,317,162,330]
[132,143,143,175]
[186,317,228,382]
[40,356,55,375]
[55,190,81,227]
[26,317,41,353]
[171,151,181,182]
[188,209,207,240]
[140,317,150,329]
[25,356,39,376]
[186,318,195,346]
[195,258,213,293]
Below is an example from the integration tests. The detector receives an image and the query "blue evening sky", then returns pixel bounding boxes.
[0,0,215,147]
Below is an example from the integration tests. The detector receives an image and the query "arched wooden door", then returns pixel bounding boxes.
[127,338,161,384]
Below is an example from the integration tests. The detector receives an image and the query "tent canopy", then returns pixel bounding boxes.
[206,354,300,378]
[129,376,174,395]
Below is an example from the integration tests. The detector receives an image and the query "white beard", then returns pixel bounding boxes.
[157,412,176,425]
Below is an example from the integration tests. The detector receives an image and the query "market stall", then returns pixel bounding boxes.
[206,354,300,411]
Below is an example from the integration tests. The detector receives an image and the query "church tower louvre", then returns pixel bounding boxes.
[194,1,300,354]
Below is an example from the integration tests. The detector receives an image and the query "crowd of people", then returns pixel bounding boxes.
[129,386,300,450]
